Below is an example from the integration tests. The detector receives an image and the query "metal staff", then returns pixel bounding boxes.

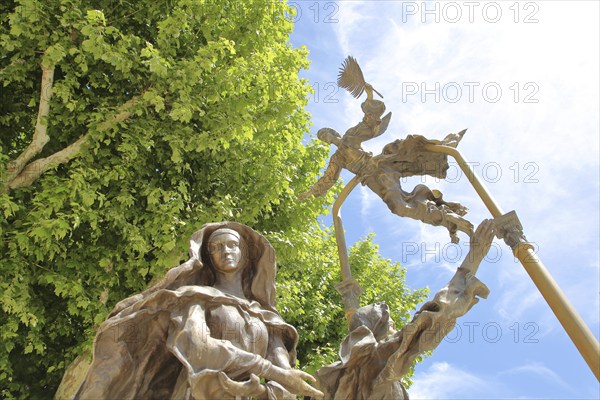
[423,143,600,381]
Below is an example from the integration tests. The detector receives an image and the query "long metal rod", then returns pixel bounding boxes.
[332,176,360,282]
[331,176,363,324]
[425,143,600,381]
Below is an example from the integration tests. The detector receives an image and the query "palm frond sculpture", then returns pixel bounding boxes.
[337,56,383,99]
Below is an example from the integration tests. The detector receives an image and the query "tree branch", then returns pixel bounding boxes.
[8,132,90,190]
[5,63,55,183]
[5,95,139,191]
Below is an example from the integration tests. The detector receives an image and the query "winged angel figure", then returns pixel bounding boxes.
[301,57,473,243]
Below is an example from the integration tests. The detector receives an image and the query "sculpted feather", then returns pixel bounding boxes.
[337,56,383,99]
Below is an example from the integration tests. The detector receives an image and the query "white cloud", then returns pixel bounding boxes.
[332,2,368,56]
[410,361,487,399]
[329,0,599,313]
[358,184,378,220]
[296,2,599,396]
[499,361,571,390]
[410,360,576,399]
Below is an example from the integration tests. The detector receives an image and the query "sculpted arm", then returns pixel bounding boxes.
[459,219,495,274]
[264,333,323,399]
[299,156,342,200]
[376,220,495,383]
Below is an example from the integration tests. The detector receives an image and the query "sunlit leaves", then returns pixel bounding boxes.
[276,228,429,380]
[0,0,425,397]
[0,0,326,396]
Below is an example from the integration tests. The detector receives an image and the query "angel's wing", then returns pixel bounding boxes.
[337,56,367,99]
[373,111,392,139]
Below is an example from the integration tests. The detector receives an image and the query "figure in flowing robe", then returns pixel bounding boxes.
[303,56,473,243]
[73,222,323,400]
[316,220,495,399]
[300,100,473,243]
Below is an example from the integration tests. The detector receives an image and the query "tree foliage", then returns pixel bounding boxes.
[0,0,427,397]
[277,228,428,387]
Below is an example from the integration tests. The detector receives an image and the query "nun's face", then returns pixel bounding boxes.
[208,231,243,273]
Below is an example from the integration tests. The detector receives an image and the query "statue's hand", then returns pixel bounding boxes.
[469,219,495,262]
[218,372,267,398]
[265,366,324,399]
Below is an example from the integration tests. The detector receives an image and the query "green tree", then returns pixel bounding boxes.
[277,227,428,387]
[0,0,427,397]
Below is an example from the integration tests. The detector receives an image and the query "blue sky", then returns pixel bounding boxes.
[290,1,599,398]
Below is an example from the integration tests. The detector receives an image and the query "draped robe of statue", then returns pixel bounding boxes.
[316,267,490,399]
[73,222,299,400]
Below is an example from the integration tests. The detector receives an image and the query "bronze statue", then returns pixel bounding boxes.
[301,57,473,243]
[302,126,472,243]
[337,56,384,100]
[316,220,495,399]
[301,57,498,399]
[74,222,323,399]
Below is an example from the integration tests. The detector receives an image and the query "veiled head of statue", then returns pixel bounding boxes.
[350,302,394,341]
[188,222,277,311]
[207,228,247,273]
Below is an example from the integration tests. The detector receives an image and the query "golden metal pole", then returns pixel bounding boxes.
[332,176,359,282]
[424,143,600,381]
[331,176,362,324]
[424,144,504,217]
[515,243,600,381]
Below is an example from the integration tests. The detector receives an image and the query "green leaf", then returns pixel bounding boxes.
[0,1,426,396]
[86,10,106,26]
